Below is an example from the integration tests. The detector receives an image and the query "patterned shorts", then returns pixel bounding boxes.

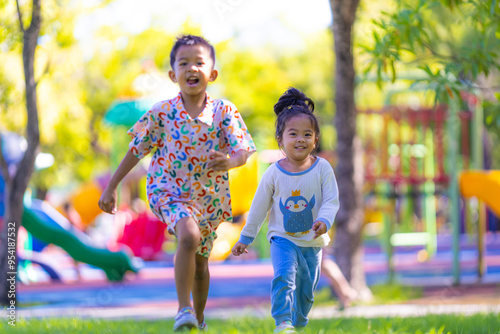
[152,201,218,258]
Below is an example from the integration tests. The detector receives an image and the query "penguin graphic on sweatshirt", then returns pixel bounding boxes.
[279,190,315,236]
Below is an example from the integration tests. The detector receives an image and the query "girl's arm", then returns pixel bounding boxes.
[98,149,140,214]
[207,149,252,171]
[232,241,249,256]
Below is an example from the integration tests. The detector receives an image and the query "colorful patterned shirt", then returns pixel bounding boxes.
[128,92,256,231]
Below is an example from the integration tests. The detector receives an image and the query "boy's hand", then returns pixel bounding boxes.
[231,242,249,256]
[98,187,118,214]
[207,150,232,171]
[312,221,327,239]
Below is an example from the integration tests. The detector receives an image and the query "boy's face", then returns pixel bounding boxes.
[169,44,217,98]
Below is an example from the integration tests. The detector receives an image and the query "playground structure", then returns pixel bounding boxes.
[22,199,139,281]
[359,89,499,283]
[0,132,140,283]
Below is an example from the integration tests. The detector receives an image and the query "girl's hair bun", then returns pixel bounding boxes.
[273,87,315,116]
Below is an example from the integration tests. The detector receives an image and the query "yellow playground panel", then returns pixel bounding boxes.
[459,170,500,217]
[228,153,259,216]
[70,182,103,228]
[211,153,259,261]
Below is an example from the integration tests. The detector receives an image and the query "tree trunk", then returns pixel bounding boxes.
[329,0,369,295]
[0,0,41,306]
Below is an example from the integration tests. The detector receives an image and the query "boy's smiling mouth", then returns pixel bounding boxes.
[187,76,199,85]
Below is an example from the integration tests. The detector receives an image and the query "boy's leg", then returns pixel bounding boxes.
[193,254,210,324]
[270,237,298,326]
[174,216,201,311]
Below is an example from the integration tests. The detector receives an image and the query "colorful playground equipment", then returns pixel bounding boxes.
[459,170,500,277]
[360,105,447,277]
[22,199,140,281]
[359,89,498,283]
[114,200,167,261]
[0,131,140,283]
[459,171,500,218]
[69,181,105,228]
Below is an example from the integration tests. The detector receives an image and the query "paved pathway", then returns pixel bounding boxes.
[3,234,499,321]
[3,263,499,321]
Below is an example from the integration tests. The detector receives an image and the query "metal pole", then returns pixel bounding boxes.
[447,99,461,285]
[471,97,485,279]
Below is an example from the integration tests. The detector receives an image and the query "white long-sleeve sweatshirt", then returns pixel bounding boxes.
[238,156,340,248]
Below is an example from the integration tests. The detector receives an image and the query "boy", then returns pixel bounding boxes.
[99,35,256,331]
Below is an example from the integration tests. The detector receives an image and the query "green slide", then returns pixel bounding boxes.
[22,200,140,281]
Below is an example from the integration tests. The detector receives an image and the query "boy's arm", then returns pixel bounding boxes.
[237,168,274,244]
[98,149,140,214]
[207,149,253,171]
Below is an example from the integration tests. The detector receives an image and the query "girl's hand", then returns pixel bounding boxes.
[231,242,249,256]
[98,187,118,214]
[312,221,327,239]
[207,150,232,171]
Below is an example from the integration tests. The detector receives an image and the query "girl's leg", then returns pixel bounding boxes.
[174,216,201,311]
[270,237,298,326]
[294,247,322,328]
[192,254,210,324]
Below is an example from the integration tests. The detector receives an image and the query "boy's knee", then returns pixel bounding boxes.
[176,218,200,251]
[178,233,200,251]
[194,265,208,280]
[195,256,209,279]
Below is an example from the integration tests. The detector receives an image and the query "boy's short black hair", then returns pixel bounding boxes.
[170,34,216,68]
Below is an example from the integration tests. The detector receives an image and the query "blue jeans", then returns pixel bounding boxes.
[270,236,322,327]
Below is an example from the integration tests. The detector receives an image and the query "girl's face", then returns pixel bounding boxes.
[279,114,318,164]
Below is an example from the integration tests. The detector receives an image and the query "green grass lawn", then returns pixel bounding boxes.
[2,313,499,334]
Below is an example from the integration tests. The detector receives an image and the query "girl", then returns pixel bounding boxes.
[232,87,340,333]
[99,35,256,332]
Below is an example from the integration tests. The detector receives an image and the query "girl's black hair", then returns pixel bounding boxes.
[273,87,320,146]
[170,34,216,68]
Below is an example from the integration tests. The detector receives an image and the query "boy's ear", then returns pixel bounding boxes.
[209,69,218,82]
[168,70,177,83]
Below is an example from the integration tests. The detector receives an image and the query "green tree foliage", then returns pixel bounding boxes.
[217,30,335,151]
[360,0,500,169]
[0,0,114,193]
[361,0,500,103]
